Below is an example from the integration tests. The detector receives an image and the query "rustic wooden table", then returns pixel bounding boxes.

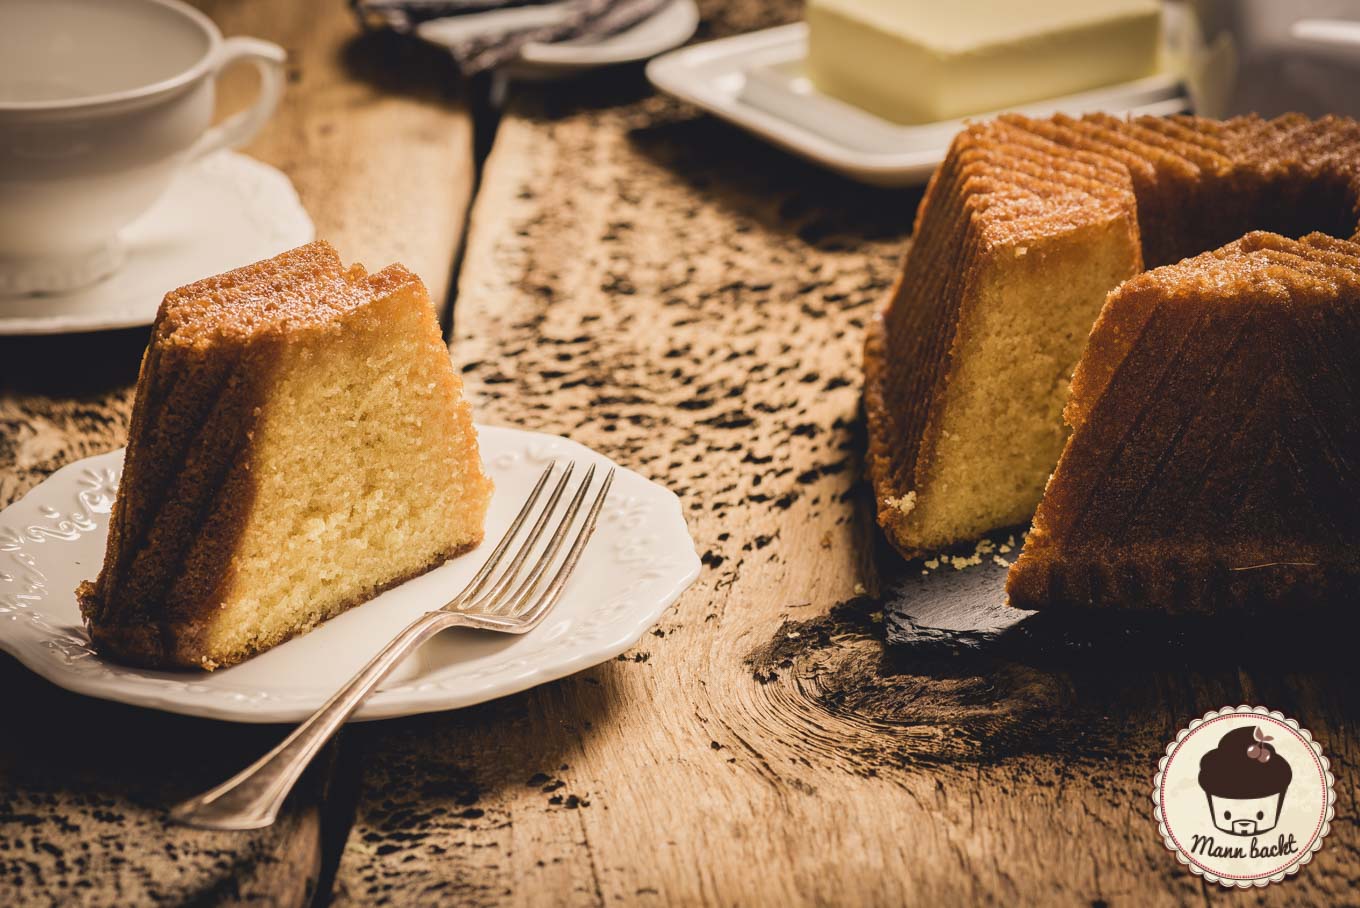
[2,1,1357,905]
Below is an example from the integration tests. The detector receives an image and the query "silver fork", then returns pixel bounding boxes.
[169,461,615,831]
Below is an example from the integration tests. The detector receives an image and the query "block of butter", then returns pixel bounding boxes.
[805,0,1162,124]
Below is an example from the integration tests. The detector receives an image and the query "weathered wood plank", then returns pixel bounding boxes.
[331,4,1360,907]
[206,1,475,306]
[0,658,328,906]
[0,1,476,904]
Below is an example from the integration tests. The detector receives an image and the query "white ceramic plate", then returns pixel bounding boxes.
[0,152,313,336]
[416,0,699,81]
[0,425,699,723]
[646,23,1192,187]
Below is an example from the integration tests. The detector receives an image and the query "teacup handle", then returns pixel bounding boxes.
[1291,19,1360,54]
[188,36,287,161]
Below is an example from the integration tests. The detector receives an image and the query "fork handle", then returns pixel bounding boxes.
[169,609,462,830]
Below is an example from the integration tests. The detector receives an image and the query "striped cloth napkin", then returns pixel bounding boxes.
[353,0,673,74]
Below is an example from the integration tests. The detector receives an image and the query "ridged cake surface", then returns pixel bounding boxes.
[1007,233,1360,612]
[77,241,493,669]
[866,113,1360,563]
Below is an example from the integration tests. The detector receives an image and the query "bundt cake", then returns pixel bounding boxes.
[865,113,1360,561]
[77,241,493,669]
[1007,232,1360,612]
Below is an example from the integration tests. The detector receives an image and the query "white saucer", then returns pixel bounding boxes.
[417,0,699,81]
[0,425,699,723]
[0,152,314,336]
[647,24,1192,187]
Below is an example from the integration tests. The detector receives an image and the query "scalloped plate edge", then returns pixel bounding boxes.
[0,424,700,722]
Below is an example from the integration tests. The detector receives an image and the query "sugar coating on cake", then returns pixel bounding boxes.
[865,113,1360,562]
[1006,233,1360,613]
[77,241,493,669]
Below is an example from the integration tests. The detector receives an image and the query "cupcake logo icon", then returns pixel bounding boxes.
[1155,707,1336,888]
[1199,726,1291,836]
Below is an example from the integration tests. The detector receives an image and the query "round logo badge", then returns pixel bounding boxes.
[1154,706,1336,887]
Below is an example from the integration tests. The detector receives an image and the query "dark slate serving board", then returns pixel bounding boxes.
[881,527,1033,649]
[878,525,1351,669]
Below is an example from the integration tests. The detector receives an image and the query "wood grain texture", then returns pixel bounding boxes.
[0,1,475,904]
[0,659,327,906]
[206,0,475,305]
[5,0,1360,904]
[330,4,1360,907]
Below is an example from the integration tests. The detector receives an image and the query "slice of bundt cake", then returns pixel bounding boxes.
[1006,234,1360,612]
[77,241,493,669]
[865,118,1144,558]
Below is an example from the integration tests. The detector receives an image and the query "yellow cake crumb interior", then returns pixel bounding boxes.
[77,241,493,670]
[893,218,1140,551]
[203,280,488,662]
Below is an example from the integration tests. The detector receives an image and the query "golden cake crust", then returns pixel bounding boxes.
[866,113,1360,562]
[78,241,492,669]
[1006,235,1360,612]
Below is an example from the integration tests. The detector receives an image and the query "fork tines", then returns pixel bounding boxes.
[444,461,615,620]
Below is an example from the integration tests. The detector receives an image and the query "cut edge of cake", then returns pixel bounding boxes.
[866,112,1360,567]
[865,118,1144,558]
[78,241,493,670]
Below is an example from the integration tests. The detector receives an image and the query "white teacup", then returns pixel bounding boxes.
[0,0,286,296]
